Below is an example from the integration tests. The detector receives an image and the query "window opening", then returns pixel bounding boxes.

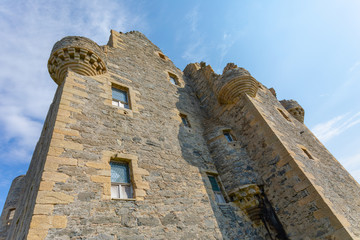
[277,108,291,122]
[169,73,179,86]
[208,175,226,203]
[112,87,130,109]
[111,161,132,199]
[7,208,15,225]
[223,130,235,142]
[180,114,191,127]
[158,52,166,60]
[301,148,313,159]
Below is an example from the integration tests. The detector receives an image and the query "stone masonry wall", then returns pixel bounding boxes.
[5,30,360,240]
[185,63,360,239]
[23,31,266,240]
[6,82,65,240]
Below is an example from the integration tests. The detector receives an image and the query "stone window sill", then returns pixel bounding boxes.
[111,198,136,201]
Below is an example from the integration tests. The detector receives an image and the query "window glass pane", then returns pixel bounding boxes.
[224,132,233,142]
[208,175,221,191]
[181,116,189,127]
[111,185,120,198]
[121,185,132,199]
[112,88,128,103]
[111,162,130,183]
[215,192,226,203]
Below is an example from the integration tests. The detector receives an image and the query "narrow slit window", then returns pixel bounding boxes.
[277,108,291,122]
[111,161,132,199]
[208,175,226,204]
[158,52,166,60]
[7,208,15,225]
[180,114,191,127]
[223,130,235,142]
[301,148,313,159]
[112,87,130,109]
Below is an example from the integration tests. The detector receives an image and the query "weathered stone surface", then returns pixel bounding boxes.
[2,29,360,240]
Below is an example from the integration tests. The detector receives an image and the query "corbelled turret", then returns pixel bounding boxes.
[213,63,259,104]
[280,99,305,123]
[47,36,107,85]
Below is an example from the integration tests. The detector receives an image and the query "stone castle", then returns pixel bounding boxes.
[0,30,359,240]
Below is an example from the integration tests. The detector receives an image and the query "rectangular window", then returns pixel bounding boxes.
[111,162,132,199]
[223,130,235,142]
[208,175,226,203]
[277,108,291,122]
[180,114,191,127]
[112,87,130,109]
[301,148,313,159]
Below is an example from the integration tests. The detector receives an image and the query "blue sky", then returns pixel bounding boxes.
[1,0,360,213]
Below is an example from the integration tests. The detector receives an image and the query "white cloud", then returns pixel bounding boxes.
[185,5,199,33]
[215,33,236,72]
[349,61,360,72]
[0,0,144,165]
[312,112,360,143]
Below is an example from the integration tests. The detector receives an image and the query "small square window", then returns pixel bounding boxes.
[223,130,235,142]
[168,73,179,86]
[180,114,191,127]
[112,87,130,109]
[208,175,226,203]
[111,162,132,199]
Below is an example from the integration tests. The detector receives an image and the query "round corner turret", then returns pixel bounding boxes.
[280,99,305,123]
[214,64,259,104]
[47,36,107,85]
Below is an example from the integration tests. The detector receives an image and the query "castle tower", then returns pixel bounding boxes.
[1,30,359,240]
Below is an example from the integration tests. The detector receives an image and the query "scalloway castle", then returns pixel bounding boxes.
[1,30,360,240]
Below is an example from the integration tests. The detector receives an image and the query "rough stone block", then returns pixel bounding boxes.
[39,181,55,191]
[91,175,110,183]
[33,204,54,215]
[42,172,69,183]
[36,191,74,204]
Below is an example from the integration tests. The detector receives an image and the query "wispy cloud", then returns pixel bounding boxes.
[340,153,360,183]
[0,0,144,165]
[215,33,236,72]
[349,61,360,72]
[181,5,208,62]
[312,112,360,143]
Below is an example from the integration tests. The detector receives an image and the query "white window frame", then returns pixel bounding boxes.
[207,175,226,204]
[112,87,130,109]
[110,161,133,199]
[111,182,133,199]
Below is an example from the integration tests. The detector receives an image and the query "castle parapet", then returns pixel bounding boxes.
[214,64,259,104]
[280,99,305,123]
[48,36,107,85]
